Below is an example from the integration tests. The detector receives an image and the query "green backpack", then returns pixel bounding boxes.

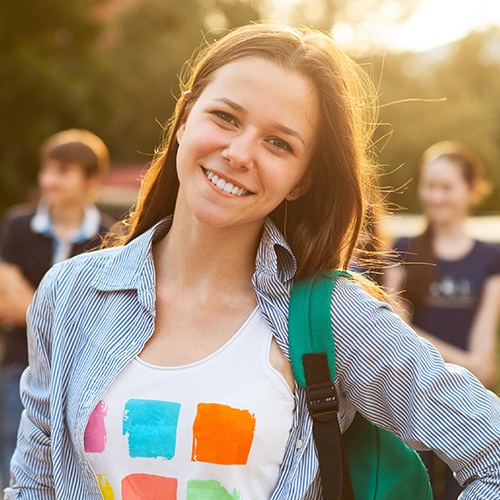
[288,271,433,500]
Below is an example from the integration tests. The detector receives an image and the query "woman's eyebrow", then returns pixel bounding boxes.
[213,97,244,113]
[272,123,305,147]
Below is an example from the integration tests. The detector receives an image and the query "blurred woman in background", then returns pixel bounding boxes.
[384,141,500,499]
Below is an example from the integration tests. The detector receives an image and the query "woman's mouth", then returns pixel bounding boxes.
[203,168,250,196]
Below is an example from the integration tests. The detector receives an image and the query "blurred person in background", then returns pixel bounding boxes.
[0,129,114,489]
[384,140,500,500]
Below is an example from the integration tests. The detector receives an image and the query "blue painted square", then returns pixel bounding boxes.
[123,399,181,459]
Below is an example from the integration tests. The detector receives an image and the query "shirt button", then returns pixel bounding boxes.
[296,439,303,449]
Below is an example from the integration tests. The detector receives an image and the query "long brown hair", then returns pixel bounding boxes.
[402,141,489,307]
[108,23,380,280]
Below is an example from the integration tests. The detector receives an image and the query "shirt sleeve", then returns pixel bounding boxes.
[486,243,500,277]
[331,277,500,499]
[5,266,59,499]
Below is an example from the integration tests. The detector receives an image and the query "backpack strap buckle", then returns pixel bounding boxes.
[306,381,339,422]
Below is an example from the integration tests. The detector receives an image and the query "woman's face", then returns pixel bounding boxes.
[174,56,320,233]
[418,157,475,225]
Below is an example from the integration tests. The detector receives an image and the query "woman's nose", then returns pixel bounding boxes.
[221,131,256,170]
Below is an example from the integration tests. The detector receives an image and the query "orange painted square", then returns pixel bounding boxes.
[122,473,177,499]
[191,403,256,465]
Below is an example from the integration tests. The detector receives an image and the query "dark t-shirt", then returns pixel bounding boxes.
[0,204,114,366]
[395,237,500,350]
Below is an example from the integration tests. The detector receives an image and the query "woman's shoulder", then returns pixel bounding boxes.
[392,235,414,252]
[41,245,124,290]
[470,239,500,274]
[472,239,500,256]
[329,275,422,374]
[468,239,500,265]
[331,275,393,327]
[49,226,155,288]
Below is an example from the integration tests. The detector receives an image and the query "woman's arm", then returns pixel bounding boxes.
[4,269,58,499]
[465,274,500,387]
[333,278,500,498]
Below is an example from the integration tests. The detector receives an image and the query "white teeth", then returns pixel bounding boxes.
[203,169,248,196]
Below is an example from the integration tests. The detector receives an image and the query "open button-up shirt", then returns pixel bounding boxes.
[5,217,500,499]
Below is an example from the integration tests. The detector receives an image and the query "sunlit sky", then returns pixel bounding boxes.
[271,0,500,54]
[387,0,500,52]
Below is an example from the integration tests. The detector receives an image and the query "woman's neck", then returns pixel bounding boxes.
[431,219,473,260]
[153,217,261,297]
[431,217,468,239]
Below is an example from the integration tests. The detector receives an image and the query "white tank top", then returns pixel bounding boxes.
[84,307,294,499]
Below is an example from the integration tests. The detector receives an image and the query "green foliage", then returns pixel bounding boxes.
[103,0,261,162]
[0,0,261,217]
[0,0,118,210]
[100,0,206,162]
[370,27,500,214]
[1,0,500,220]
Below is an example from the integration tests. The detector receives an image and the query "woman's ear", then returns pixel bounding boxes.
[176,122,186,145]
[285,174,312,201]
[176,92,192,144]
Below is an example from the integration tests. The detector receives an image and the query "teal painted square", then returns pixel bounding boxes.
[123,399,181,459]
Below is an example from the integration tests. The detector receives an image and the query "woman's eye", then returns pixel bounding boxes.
[269,138,293,153]
[213,111,236,124]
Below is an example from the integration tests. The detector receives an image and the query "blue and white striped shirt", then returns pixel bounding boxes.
[5,217,500,499]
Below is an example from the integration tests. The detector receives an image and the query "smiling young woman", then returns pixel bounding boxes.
[172,57,319,235]
[6,24,500,500]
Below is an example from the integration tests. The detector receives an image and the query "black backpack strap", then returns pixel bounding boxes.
[303,353,354,500]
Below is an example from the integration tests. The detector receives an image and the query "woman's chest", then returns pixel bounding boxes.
[82,310,294,499]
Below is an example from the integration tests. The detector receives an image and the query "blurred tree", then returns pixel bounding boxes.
[0,0,261,216]
[2,0,499,220]
[372,27,500,214]
[0,0,118,211]
[206,0,264,33]
[98,0,206,163]
[277,0,500,215]
[102,0,261,164]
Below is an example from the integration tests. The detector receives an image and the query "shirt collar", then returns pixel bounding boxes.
[92,216,297,292]
[31,201,102,243]
[91,217,170,292]
[256,218,297,283]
